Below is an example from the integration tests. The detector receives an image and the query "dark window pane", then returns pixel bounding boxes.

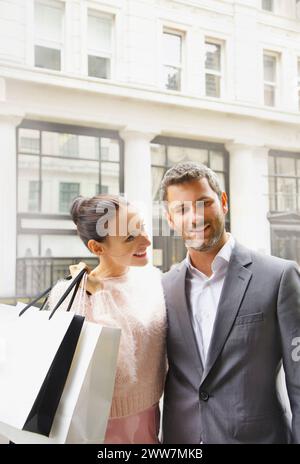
[35,45,61,71]
[210,150,224,171]
[206,74,220,97]
[28,180,40,212]
[168,146,208,165]
[101,162,120,194]
[264,55,276,82]
[88,55,110,79]
[277,178,297,211]
[42,132,99,160]
[276,157,296,176]
[42,156,99,213]
[101,138,119,162]
[18,129,40,154]
[164,66,181,91]
[151,144,166,166]
[262,0,273,12]
[59,182,80,213]
[18,155,40,213]
[205,43,221,71]
[264,84,275,106]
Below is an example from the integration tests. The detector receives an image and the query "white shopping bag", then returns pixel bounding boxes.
[0,303,120,444]
[0,303,84,436]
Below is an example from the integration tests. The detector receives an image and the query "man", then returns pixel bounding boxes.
[161,162,300,444]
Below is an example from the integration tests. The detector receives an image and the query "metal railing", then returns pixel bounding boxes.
[14,257,98,300]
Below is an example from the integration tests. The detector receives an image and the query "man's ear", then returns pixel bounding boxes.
[221,192,228,215]
[165,210,175,230]
[87,239,106,256]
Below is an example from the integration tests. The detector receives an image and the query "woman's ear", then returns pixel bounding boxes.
[87,239,105,256]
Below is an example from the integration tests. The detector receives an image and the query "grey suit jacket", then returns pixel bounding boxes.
[162,242,300,444]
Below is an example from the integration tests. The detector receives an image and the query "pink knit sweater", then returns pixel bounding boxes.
[48,264,167,418]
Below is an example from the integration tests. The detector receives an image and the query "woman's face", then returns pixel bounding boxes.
[90,205,151,267]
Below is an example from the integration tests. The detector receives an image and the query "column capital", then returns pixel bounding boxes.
[0,103,25,127]
[120,126,160,143]
[225,141,269,156]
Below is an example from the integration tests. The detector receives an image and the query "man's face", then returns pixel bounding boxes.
[166,178,228,251]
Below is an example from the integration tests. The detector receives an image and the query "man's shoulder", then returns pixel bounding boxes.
[235,242,298,274]
[162,261,186,283]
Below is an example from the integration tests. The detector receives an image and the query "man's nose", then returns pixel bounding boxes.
[190,206,204,225]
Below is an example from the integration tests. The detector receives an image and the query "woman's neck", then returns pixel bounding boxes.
[91,257,129,279]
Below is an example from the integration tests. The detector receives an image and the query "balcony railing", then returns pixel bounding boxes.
[15,257,99,300]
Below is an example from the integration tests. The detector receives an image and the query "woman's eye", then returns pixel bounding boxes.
[126,235,135,242]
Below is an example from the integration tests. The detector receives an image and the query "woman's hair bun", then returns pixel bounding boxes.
[70,196,86,225]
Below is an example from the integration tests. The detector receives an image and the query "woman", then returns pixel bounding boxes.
[48,194,167,444]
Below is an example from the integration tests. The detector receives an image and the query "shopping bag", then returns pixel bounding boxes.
[0,270,87,438]
[0,322,121,443]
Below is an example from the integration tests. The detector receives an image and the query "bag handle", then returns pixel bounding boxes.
[18,269,87,319]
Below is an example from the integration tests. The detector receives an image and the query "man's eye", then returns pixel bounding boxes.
[126,235,135,242]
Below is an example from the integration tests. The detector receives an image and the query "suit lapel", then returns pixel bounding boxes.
[168,262,204,379]
[200,242,253,385]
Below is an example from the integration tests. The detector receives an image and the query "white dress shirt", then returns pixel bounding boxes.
[185,234,235,366]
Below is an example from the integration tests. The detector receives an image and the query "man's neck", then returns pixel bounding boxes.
[188,232,229,277]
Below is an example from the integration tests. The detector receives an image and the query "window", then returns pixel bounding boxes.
[205,41,222,98]
[96,184,109,194]
[59,182,80,213]
[163,31,183,91]
[263,52,278,107]
[268,153,300,212]
[28,181,40,212]
[150,137,229,271]
[298,59,300,111]
[262,0,273,12]
[271,231,300,265]
[88,10,113,79]
[17,123,123,216]
[34,0,64,71]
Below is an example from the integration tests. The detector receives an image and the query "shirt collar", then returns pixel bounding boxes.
[185,233,235,278]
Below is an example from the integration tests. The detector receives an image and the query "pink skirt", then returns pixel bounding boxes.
[104,403,160,444]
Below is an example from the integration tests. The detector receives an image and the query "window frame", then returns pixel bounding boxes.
[86,8,114,80]
[263,50,279,107]
[268,151,300,213]
[162,28,184,92]
[204,38,224,99]
[34,0,65,72]
[16,120,124,228]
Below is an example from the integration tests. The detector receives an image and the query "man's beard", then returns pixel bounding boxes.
[185,216,225,252]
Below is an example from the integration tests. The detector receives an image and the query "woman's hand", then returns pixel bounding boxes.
[69,262,91,278]
[69,262,103,294]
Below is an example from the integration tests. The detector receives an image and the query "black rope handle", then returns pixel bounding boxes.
[18,269,87,319]
[48,269,87,320]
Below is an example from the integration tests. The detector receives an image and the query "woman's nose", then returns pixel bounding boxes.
[140,232,151,247]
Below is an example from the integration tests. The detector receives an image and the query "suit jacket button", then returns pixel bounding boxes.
[199,390,209,401]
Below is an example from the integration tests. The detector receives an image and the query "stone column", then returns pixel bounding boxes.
[121,129,158,258]
[0,114,24,297]
[226,142,271,254]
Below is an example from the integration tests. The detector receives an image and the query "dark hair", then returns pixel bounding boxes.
[70,194,127,248]
[160,162,223,201]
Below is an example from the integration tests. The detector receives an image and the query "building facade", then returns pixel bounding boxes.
[1,0,300,298]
